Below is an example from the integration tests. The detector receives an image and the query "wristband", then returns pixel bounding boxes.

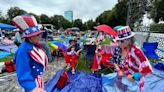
[132,72,142,81]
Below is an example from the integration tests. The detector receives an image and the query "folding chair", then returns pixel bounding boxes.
[83,45,97,67]
[142,42,164,59]
[99,45,117,73]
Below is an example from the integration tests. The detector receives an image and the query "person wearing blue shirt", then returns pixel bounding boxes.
[12,15,48,92]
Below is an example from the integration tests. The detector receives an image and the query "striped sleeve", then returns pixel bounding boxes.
[134,47,152,74]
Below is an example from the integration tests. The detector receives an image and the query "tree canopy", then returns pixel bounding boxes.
[0,0,163,30]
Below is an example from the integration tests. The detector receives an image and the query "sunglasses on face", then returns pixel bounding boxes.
[118,40,125,43]
[118,38,131,43]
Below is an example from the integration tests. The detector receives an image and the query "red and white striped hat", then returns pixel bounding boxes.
[12,15,43,37]
[116,26,135,40]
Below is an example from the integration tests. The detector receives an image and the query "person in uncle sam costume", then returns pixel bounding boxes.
[12,15,48,92]
[109,26,152,92]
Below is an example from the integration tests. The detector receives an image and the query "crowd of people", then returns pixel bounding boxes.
[11,15,153,92]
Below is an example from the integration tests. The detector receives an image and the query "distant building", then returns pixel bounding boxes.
[64,11,73,22]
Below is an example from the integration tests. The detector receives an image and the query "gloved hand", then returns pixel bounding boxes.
[132,72,142,81]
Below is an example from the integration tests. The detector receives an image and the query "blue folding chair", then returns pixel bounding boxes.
[142,42,164,59]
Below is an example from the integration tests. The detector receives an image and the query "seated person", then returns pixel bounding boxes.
[109,26,152,91]
[1,34,14,45]
[97,32,104,42]
[64,39,82,74]
[92,45,113,73]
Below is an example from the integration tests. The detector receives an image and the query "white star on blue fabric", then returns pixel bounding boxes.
[32,27,37,32]
[25,30,30,34]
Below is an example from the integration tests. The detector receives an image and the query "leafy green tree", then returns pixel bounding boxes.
[50,15,72,29]
[85,19,97,30]
[0,11,10,24]
[7,7,27,21]
[72,19,83,30]
[0,11,3,22]
[40,14,50,24]
[96,0,128,28]
[82,22,87,31]
[113,0,128,26]
[150,0,164,23]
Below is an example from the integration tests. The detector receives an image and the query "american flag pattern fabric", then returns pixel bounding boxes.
[29,46,48,89]
[12,15,37,31]
[35,75,44,89]
[116,26,135,40]
[12,15,42,37]
[110,44,152,92]
[29,46,48,71]
[111,44,152,75]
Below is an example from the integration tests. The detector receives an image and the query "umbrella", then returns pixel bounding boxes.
[52,41,67,52]
[0,23,17,29]
[94,24,117,36]
[113,26,124,31]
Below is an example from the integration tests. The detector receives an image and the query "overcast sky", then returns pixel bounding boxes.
[0,0,117,22]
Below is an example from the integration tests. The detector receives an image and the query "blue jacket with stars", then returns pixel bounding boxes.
[14,39,45,92]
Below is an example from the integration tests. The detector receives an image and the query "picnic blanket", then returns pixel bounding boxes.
[51,41,68,52]
[45,68,164,92]
[0,44,18,53]
[102,67,164,92]
[45,70,102,92]
[0,51,12,59]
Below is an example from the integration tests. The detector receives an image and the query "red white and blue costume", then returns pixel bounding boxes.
[112,26,152,92]
[12,15,48,92]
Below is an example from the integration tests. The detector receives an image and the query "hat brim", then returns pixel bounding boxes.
[116,32,135,40]
[23,30,43,38]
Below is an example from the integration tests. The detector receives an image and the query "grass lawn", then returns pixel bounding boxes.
[0,55,14,62]
[76,53,113,74]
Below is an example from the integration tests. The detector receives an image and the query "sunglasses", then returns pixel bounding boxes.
[118,40,125,43]
[119,40,125,43]
[118,38,131,43]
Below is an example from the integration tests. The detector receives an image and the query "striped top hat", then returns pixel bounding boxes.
[12,15,43,37]
[116,26,135,40]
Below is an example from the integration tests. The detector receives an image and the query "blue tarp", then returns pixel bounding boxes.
[0,44,18,53]
[45,70,102,92]
[45,64,164,92]
[0,23,17,29]
[102,66,164,92]
[0,51,11,59]
[142,67,164,92]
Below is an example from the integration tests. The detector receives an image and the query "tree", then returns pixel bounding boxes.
[72,19,83,30]
[127,0,148,28]
[0,11,3,22]
[7,7,27,21]
[82,22,87,31]
[150,0,164,23]
[85,19,97,30]
[96,10,112,25]
[0,11,10,24]
[113,0,128,26]
[40,14,50,24]
[96,0,128,28]
[50,15,72,29]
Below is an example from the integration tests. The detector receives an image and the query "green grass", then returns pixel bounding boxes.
[76,54,92,72]
[100,38,111,45]
[76,53,113,74]
[0,55,14,62]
